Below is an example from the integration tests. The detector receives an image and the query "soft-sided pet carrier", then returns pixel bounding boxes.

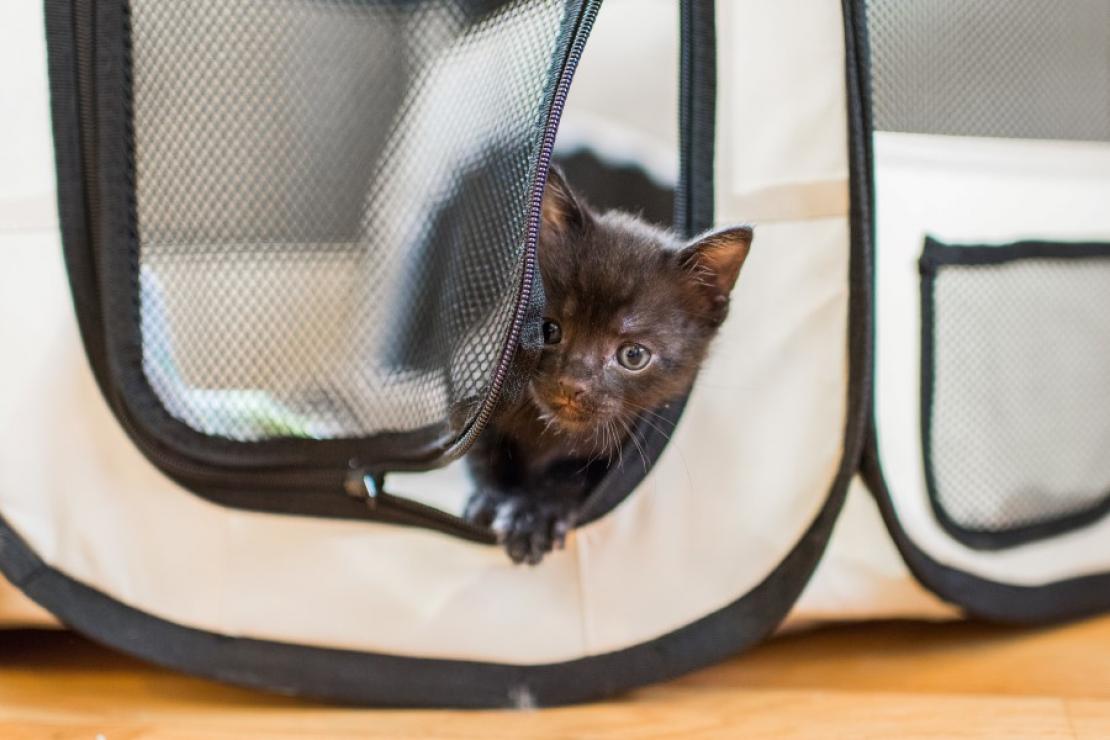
[0,0,1108,706]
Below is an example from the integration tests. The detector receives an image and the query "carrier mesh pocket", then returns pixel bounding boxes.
[922,240,1110,537]
[129,0,573,444]
[866,0,1110,141]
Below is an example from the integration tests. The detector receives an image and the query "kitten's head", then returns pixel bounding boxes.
[530,167,752,442]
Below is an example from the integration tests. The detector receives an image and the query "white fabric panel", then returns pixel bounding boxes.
[555,0,678,184]
[789,477,956,625]
[874,131,1110,585]
[1,0,861,660]
[0,3,57,235]
[717,0,850,224]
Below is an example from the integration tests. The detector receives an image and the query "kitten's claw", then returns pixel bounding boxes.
[463,490,578,566]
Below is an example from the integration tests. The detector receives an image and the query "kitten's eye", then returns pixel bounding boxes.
[617,343,652,371]
[542,319,562,345]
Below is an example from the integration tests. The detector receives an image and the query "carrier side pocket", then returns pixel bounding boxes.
[920,236,1110,549]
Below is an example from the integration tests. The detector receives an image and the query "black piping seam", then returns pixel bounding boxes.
[919,236,1110,550]
[920,237,1110,268]
[47,0,111,399]
[674,0,716,238]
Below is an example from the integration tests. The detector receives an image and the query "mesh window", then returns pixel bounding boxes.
[922,240,1110,537]
[128,0,574,443]
[866,0,1110,141]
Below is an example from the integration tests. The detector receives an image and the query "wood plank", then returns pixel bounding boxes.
[679,617,1110,699]
[0,618,1108,738]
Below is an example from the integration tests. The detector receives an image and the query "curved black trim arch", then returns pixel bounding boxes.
[862,435,1110,625]
[0,466,852,707]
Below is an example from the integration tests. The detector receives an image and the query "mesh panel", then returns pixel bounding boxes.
[927,252,1110,533]
[867,0,1110,141]
[129,0,571,442]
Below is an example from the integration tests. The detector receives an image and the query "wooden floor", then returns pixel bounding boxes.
[2,617,1110,738]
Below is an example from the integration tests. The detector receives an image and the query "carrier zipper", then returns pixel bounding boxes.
[451,0,602,461]
[295,1,601,540]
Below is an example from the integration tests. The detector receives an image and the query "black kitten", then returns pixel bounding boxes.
[464,167,752,564]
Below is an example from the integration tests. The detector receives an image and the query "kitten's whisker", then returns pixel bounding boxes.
[635,417,674,443]
[615,415,649,473]
[619,399,679,421]
[619,410,674,443]
[622,412,695,490]
[613,421,624,468]
[619,403,678,442]
[603,419,620,467]
[631,410,677,433]
[624,406,677,426]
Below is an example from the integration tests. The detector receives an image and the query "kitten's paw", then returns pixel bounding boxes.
[462,487,504,529]
[494,496,578,566]
[463,490,578,566]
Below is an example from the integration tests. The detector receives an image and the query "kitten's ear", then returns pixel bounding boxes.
[677,225,754,323]
[541,165,589,236]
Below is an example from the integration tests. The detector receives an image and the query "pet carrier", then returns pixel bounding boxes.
[0,0,1107,706]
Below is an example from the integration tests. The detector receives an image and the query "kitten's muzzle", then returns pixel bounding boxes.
[556,377,590,402]
[550,400,592,423]
[531,378,612,426]
[549,379,598,419]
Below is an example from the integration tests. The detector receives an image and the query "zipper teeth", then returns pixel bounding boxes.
[453,0,603,460]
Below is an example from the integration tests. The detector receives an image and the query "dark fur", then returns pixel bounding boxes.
[465,167,752,564]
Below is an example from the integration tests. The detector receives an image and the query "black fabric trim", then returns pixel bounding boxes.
[919,236,1110,550]
[0,461,849,707]
[863,436,1110,625]
[46,0,112,400]
[674,0,716,238]
[920,237,1110,269]
[843,0,876,488]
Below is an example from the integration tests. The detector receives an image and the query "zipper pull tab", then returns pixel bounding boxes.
[344,468,383,509]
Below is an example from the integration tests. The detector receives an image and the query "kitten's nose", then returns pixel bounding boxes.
[558,378,589,400]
